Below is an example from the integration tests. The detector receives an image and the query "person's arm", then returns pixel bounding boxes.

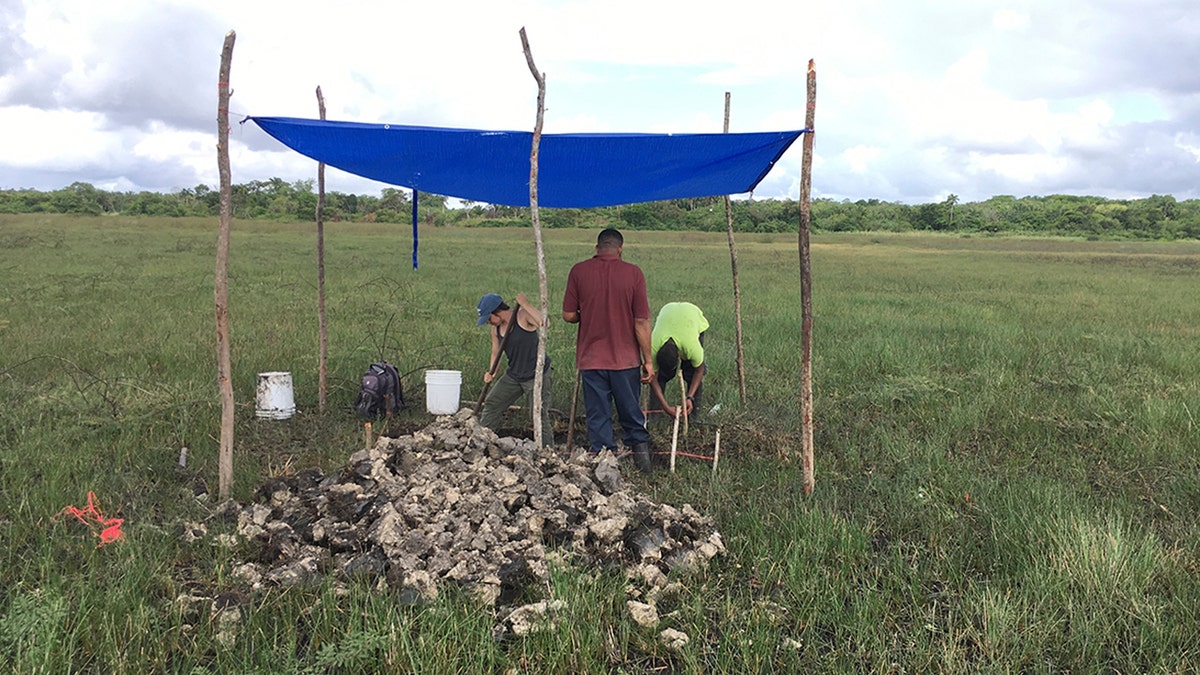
[514,292,544,329]
[649,376,676,418]
[562,269,580,324]
[483,325,501,384]
[636,317,654,383]
[682,364,705,415]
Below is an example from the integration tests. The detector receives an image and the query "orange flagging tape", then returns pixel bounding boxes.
[57,491,125,547]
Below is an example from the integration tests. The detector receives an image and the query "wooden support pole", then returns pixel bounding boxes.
[798,60,817,496]
[723,92,748,402]
[315,86,329,414]
[520,27,551,449]
[214,30,236,501]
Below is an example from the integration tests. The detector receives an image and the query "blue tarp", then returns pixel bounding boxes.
[249,116,806,208]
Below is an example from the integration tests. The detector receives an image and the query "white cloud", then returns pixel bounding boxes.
[0,106,115,168]
[842,145,881,174]
[992,9,1030,31]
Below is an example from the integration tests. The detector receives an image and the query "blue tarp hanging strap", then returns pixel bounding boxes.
[249,116,807,209]
[411,190,418,270]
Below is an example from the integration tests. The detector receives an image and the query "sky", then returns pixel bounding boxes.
[1,0,1197,205]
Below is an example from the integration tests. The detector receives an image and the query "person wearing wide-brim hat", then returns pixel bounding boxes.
[475,292,553,445]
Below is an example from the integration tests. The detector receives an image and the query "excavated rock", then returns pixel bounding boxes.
[217,408,724,607]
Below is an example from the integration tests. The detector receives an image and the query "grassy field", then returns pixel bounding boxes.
[2,213,1199,672]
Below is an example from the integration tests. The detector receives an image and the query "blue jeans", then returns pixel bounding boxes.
[580,368,650,452]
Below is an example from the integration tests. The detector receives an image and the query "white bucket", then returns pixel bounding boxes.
[425,369,462,415]
[255,371,296,420]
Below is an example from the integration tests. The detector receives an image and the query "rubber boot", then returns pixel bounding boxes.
[631,442,653,473]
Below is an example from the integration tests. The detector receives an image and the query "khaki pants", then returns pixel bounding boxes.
[480,369,554,446]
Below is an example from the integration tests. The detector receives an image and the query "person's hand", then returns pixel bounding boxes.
[663,404,677,419]
[483,371,494,384]
[641,362,655,384]
[515,292,529,307]
[682,397,694,416]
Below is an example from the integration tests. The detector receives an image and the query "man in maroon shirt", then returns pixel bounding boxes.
[562,228,655,471]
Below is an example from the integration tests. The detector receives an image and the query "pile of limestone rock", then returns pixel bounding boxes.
[210,408,724,638]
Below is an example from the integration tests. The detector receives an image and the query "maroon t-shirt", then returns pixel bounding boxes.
[563,251,650,371]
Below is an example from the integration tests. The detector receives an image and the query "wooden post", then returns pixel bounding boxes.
[214,31,236,500]
[520,27,551,449]
[723,92,748,402]
[798,60,817,496]
[315,86,329,414]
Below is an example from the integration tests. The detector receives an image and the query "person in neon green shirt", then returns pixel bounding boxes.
[649,302,709,419]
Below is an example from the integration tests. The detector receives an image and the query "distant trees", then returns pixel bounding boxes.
[1,181,1198,240]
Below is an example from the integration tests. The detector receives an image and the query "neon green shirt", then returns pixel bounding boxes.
[651,302,709,367]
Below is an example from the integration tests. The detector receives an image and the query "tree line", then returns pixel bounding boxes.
[3,180,1198,240]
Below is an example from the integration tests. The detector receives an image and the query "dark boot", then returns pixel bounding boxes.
[631,442,653,473]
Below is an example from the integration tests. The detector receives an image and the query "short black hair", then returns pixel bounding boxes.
[655,338,679,380]
[597,227,623,249]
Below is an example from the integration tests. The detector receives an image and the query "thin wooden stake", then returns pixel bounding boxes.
[713,428,721,475]
[669,401,681,474]
[363,422,373,450]
[520,27,551,449]
[798,59,817,496]
[315,86,329,414]
[723,92,748,402]
[214,30,236,501]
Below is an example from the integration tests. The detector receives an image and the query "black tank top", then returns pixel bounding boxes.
[502,320,550,381]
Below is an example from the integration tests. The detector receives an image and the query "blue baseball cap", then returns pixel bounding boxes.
[476,293,502,325]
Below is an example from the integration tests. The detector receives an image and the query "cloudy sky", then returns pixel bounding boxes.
[1,0,1197,205]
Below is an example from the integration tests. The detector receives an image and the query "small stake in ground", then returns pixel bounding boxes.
[363,422,373,450]
[713,429,721,475]
[670,403,681,474]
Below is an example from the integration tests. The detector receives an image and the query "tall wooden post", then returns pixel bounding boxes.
[215,31,236,500]
[315,86,329,414]
[723,91,748,402]
[520,27,550,448]
[799,60,817,496]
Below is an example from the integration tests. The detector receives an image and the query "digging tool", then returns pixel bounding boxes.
[566,368,581,449]
[475,300,520,414]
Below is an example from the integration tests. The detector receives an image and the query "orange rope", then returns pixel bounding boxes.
[57,491,124,547]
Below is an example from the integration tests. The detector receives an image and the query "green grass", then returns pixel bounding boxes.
[2,214,1199,672]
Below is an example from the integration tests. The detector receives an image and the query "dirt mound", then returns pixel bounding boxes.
[218,408,725,608]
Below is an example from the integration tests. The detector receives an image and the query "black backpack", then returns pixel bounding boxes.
[354,362,404,417]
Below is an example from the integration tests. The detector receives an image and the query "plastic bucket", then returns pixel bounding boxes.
[425,369,462,415]
[255,371,296,419]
